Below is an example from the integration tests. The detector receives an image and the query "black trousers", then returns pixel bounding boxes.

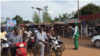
[11,47,16,56]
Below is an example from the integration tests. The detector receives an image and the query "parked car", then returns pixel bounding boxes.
[91,35,100,47]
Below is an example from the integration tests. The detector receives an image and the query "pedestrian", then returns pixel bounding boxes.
[35,26,48,56]
[8,29,22,56]
[72,22,79,50]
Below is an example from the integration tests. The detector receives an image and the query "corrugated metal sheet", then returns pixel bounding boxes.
[79,13,100,20]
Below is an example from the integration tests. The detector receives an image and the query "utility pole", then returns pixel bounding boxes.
[36,7,43,26]
[1,17,4,25]
[78,0,79,21]
[31,7,42,26]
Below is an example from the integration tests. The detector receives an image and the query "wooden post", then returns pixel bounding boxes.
[81,24,83,36]
[86,24,88,36]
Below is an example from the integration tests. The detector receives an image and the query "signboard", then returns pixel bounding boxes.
[59,20,67,24]
[7,20,16,27]
[67,19,78,22]
[67,19,80,23]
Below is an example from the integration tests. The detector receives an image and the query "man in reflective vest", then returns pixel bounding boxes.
[73,22,79,50]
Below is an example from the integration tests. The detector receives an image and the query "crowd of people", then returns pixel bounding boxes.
[1,22,80,56]
[0,26,57,56]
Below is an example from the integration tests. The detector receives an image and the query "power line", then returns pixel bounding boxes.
[59,1,77,14]
[66,2,77,13]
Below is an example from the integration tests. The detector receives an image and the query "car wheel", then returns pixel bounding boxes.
[94,40,100,48]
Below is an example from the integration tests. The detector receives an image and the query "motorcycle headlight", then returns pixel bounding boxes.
[19,44,24,47]
[31,37,34,39]
[55,41,58,44]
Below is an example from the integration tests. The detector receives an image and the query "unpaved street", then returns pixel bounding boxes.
[27,37,100,56]
[61,37,100,56]
[2,37,99,56]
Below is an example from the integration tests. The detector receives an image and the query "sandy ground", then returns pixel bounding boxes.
[1,37,100,56]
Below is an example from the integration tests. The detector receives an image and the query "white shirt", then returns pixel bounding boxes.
[34,30,39,33]
[24,31,32,37]
[36,31,48,45]
[74,26,78,36]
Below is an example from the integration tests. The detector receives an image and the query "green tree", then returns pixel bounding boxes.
[13,15,23,24]
[74,3,100,18]
[5,17,10,23]
[23,20,32,24]
[58,13,72,20]
[42,6,52,23]
[33,11,40,24]
[54,17,59,21]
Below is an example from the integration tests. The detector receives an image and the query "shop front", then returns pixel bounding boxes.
[79,13,100,37]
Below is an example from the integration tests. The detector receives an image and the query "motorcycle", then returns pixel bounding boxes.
[1,38,10,56]
[27,36,35,49]
[50,36,62,56]
[56,36,65,52]
[14,42,27,56]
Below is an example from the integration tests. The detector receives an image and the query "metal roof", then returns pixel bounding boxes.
[79,13,100,21]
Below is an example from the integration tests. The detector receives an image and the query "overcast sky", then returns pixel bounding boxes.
[1,0,100,22]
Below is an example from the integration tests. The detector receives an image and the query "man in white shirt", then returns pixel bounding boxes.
[36,27,48,56]
[24,28,32,42]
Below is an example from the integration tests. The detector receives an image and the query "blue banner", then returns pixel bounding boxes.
[7,20,16,27]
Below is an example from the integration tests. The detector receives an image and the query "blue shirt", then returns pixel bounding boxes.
[8,34,22,45]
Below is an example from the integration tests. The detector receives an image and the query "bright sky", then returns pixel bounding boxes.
[1,0,100,22]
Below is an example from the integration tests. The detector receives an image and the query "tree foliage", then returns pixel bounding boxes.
[54,17,59,21]
[6,17,10,20]
[74,3,100,18]
[33,11,40,24]
[54,12,76,21]
[42,6,52,23]
[2,17,11,24]
[13,15,23,24]
[23,20,32,24]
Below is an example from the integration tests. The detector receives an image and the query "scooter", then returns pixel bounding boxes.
[50,36,62,56]
[56,36,65,52]
[27,37,35,49]
[14,42,27,56]
[1,38,10,56]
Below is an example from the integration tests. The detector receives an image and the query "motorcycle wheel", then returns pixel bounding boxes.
[33,45,40,56]
[55,47,62,56]
[60,44,65,52]
[5,50,11,56]
[45,46,52,56]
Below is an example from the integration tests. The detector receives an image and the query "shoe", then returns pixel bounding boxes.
[73,48,78,50]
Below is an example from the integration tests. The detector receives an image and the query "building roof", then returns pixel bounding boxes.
[79,13,100,21]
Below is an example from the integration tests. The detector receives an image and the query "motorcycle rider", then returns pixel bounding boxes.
[1,28,8,53]
[8,29,22,56]
[35,26,48,56]
[0,28,8,39]
[24,28,33,43]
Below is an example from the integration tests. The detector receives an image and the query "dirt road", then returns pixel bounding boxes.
[61,37,100,56]
[2,37,100,56]
[27,37,100,56]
